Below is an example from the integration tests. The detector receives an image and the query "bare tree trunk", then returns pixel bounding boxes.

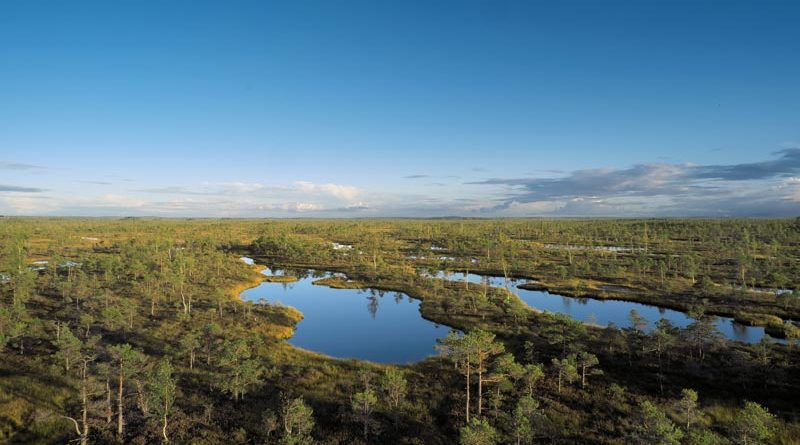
[106,378,113,423]
[62,415,83,445]
[179,282,189,314]
[162,412,169,442]
[477,360,483,417]
[686,406,691,429]
[117,371,124,436]
[465,357,471,423]
[581,366,586,389]
[557,370,563,393]
[81,362,89,445]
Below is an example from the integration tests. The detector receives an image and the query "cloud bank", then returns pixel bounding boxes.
[0,184,46,193]
[470,149,800,217]
[1,150,798,217]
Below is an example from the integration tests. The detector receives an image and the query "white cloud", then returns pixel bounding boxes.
[295,181,360,202]
[502,200,560,214]
[0,195,55,214]
[345,201,369,210]
[83,194,147,208]
[5,150,800,217]
[284,202,322,212]
[218,182,266,193]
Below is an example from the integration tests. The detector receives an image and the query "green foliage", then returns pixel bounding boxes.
[732,402,774,445]
[54,326,83,371]
[512,395,539,445]
[550,355,578,393]
[279,395,315,445]
[351,388,378,440]
[576,351,601,389]
[109,343,146,377]
[784,321,800,348]
[101,305,125,331]
[519,363,544,397]
[678,388,699,430]
[541,313,587,356]
[179,329,201,369]
[460,418,498,445]
[686,429,731,445]
[217,338,263,400]
[148,358,177,442]
[631,400,684,445]
[0,302,28,352]
[380,368,408,410]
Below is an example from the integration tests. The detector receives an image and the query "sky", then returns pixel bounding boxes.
[1,0,799,217]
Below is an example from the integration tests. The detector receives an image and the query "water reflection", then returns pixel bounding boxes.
[366,292,379,319]
[428,270,780,344]
[240,261,447,363]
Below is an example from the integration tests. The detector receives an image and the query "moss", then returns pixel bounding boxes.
[311,277,364,289]
[733,312,784,328]
[228,269,267,300]
[261,275,299,283]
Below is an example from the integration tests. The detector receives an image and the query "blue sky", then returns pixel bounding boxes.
[1,0,799,217]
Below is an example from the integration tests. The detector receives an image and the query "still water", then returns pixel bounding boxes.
[430,271,776,344]
[240,260,448,363]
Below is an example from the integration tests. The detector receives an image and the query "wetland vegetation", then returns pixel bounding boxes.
[1,217,799,444]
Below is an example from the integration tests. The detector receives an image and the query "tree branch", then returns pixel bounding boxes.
[59,415,81,436]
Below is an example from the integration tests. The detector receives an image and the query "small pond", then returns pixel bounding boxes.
[240,258,449,363]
